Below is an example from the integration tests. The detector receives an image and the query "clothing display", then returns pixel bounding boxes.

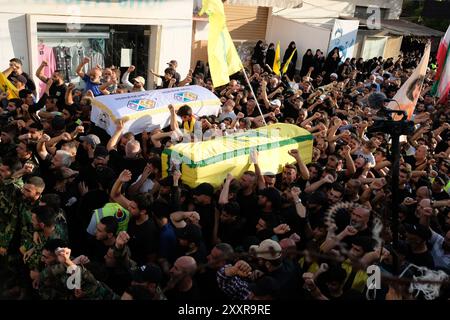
[37,39,105,86]
[38,43,56,97]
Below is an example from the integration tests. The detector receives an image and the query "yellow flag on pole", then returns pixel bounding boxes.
[282,48,297,75]
[200,0,242,88]
[273,42,281,75]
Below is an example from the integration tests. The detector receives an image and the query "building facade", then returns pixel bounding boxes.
[0,0,194,91]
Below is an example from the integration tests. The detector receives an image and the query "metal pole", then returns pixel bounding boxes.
[390,132,400,273]
[241,66,267,126]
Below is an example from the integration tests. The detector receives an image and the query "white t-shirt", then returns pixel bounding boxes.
[130,174,155,194]
[354,150,376,167]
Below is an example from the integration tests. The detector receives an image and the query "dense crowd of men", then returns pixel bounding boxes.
[0,39,449,300]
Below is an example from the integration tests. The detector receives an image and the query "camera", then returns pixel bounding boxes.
[368,109,415,136]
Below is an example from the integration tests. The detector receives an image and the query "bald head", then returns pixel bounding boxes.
[175,256,197,275]
[351,206,371,230]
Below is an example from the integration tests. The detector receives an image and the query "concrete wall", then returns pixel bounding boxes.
[0,13,29,72]
[273,0,403,22]
[266,16,331,70]
[0,0,193,89]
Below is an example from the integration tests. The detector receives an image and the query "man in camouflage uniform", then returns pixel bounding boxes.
[23,205,68,273]
[0,177,45,288]
[39,246,119,300]
[0,176,44,297]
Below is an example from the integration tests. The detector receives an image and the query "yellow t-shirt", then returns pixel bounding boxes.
[341,259,368,293]
[0,72,19,99]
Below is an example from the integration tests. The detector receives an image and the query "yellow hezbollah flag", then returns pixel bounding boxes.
[161,123,313,188]
[273,42,281,75]
[0,72,19,99]
[200,0,242,88]
[282,48,297,75]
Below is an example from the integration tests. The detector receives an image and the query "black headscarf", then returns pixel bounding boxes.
[252,40,265,67]
[265,43,276,68]
[283,41,298,64]
[300,49,314,76]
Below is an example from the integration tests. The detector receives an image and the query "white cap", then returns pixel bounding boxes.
[330,73,338,79]
[270,99,282,107]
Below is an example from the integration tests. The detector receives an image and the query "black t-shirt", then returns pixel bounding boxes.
[165,281,201,301]
[236,190,259,234]
[195,268,230,301]
[433,190,450,201]
[50,83,67,109]
[218,217,246,248]
[127,217,159,265]
[194,203,216,249]
[108,150,147,184]
[406,248,435,269]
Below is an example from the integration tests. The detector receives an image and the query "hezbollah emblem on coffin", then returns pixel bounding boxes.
[174,91,198,103]
[127,99,156,111]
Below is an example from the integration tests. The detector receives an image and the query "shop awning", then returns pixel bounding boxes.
[225,0,303,8]
[380,19,444,37]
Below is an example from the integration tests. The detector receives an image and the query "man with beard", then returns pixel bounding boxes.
[196,243,234,301]
[192,183,216,249]
[320,206,371,252]
[0,176,45,295]
[152,174,181,218]
[110,170,159,265]
[236,171,259,233]
[250,239,302,300]
[90,216,118,263]
[174,223,207,264]
[164,256,200,301]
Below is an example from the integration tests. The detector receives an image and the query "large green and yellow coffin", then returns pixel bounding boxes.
[161,123,313,188]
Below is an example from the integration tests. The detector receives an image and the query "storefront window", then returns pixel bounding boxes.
[37,23,150,85]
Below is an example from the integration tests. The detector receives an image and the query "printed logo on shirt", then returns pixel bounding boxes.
[174,92,198,103]
[127,99,156,111]
[114,208,126,222]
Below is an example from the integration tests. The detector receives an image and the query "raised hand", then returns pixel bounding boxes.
[83,57,90,64]
[119,170,132,183]
[290,186,301,199]
[115,231,130,249]
[273,223,291,235]
[233,260,252,278]
[344,225,358,237]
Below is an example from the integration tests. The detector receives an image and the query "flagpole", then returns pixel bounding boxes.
[241,65,268,126]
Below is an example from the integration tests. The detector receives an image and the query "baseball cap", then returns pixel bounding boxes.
[79,134,101,147]
[403,223,432,241]
[376,75,384,81]
[263,171,276,177]
[330,73,338,79]
[176,223,203,244]
[249,239,282,260]
[11,74,27,85]
[133,76,146,86]
[167,60,178,67]
[270,99,282,108]
[248,276,280,297]
[131,264,163,284]
[193,182,214,197]
[94,145,109,159]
